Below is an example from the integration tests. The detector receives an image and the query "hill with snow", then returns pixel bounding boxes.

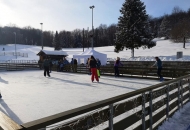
[0,38,190,61]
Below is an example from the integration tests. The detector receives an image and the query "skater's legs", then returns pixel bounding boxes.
[94,69,99,81]
[114,66,119,76]
[91,68,95,81]
[44,67,47,76]
[47,68,50,77]
[157,68,162,78]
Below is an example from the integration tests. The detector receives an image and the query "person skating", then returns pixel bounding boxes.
[89,56,99,82]
[151,57,164,81]
[43,58,51,77]
[114,57,122,77]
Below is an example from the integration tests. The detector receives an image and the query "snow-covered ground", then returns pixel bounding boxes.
[158,102,190,130]
[0,38,190,61]
[0,70,159,124]
[0,38,190,129]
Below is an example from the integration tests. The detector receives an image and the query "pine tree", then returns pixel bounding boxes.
[159,16,170,38]
[115,0,156,57]
[53,31,62,50]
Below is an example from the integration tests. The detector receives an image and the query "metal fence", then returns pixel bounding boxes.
[0,61,39,71]
[0,52,28,57]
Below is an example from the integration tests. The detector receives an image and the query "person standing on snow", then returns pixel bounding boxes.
[43,58,51,77]
[89,55,99,82]
[151,57,164,81]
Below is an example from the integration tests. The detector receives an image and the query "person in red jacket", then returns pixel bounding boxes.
[89,55,99,82]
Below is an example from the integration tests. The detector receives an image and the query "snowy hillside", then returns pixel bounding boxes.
[0,38,190,61]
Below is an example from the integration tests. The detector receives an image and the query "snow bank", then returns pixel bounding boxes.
[158,102,190,130]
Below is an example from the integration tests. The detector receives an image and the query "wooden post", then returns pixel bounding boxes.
[142,93,146,130]
[109,104,113,130]
[166,85,169,119]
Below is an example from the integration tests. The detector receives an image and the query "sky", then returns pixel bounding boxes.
[0,0,190,32]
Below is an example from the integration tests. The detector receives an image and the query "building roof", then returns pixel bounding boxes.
[37,50,68,56]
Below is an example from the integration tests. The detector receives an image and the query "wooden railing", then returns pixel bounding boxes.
[107,61,190,67]
[55,64,190,79]
[0,62,189,79]
[15,74,190,130]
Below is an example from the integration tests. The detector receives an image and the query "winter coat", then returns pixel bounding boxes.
[43,59,50,67]
[89,59,97,68]
[156,59,162,68]
[97,60,101,69]
[114,60,122,67]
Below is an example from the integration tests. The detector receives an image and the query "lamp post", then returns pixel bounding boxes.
[89,5,95,49]
[40,23,43,50]
[13,32,17,59]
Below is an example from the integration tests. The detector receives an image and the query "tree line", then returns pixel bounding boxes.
[149,6,190,43]
[0,6,189,49]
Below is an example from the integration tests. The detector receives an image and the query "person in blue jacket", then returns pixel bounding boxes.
[152,57,164,81]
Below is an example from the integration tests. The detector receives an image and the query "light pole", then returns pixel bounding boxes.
[13,32,17,59]
[89,5,95,49]
[40,23,43,50]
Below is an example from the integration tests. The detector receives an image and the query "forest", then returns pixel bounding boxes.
[0,6,190,49]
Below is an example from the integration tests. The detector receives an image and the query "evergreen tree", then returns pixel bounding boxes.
[115,0,156,57]
[159,16,170,38]
[53,31,62,50]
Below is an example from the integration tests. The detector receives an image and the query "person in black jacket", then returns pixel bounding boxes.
[89,55,99,82]
[73,59,77,72]
[43,58,50,77]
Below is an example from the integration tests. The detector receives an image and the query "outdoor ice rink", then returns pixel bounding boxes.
[0,70,160,125]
